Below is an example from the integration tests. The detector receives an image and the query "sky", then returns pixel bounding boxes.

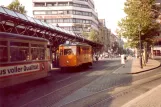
[0,0,126,34]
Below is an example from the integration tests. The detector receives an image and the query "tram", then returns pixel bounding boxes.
[59,42,93,70]
[0,32,52,88]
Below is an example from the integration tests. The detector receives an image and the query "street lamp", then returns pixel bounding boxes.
[138,24,143,69]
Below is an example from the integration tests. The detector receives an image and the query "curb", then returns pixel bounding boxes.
[126,60,161,74]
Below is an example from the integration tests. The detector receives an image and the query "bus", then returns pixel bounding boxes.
[59,42,93,71]
[0,32,52,88]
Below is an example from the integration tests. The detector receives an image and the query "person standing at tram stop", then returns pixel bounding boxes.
[121,54,126,67]
[95,55,99,61]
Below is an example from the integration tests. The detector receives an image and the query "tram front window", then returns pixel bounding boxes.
[64,49,76,55]
[64,49,74,55]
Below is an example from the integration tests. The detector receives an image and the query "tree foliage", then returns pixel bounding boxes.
[7,0,26,14]
[112,41,119,53]
[82,31,89,38]
[88,29,99,42]
[118,0,160,48]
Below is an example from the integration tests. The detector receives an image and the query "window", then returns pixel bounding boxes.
[46,19,53,23]
[64,49,73,55]
[31,44,45,60]
[46,3,53,7]
[73,18,76,23]
[73,10,76,15]
[77,47,80,55]
[57,19,63,23]
[58,2,68,6]
[64,48,76,55]
[34,11,46,15]
[69,2,73,6]
[76,11,82,15]
[64,10,69,14]
[83,19,86,23]
[10,42,29,62]
[0,41,8,62]
[86,20,90,23]
[89,13,92,16]
[46,11,52,15]
[64,19,69,23]
[76,19,83,23]
[53,19,57,23]
[59,49,63,55]
[58,10,64,15]
[52,11,58,15]
[69,10,73,14]
[34,3,45,7]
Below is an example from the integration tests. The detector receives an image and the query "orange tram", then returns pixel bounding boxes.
[59,42,93,71]
[0,32,52,88]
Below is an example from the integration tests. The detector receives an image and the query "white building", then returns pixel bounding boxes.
[32,0,99,34]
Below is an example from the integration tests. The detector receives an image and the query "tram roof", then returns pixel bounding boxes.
[0,32,48,42]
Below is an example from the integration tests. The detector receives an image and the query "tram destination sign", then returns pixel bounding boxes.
[0,63,40,77]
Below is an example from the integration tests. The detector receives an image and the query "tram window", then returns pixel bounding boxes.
[72,47,76,55]
[10,48,29,61]
[64,49,73,55]
[31,44,44,47]
[77,47,80,55]
[31,44,45,60]
[0,41,8,62]
[31,48,39,60]
[10,42,28,47]
[0,41,7,46]
[0,47,8,62]
[39,48,45,60]
[10,42,29,62]
[60,49,63,55]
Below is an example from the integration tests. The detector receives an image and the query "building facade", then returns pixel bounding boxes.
[98,19,110,52]
[32,0,99,34]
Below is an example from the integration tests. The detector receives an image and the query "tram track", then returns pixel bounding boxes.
[1,60,121,107]
[20,64,121,107]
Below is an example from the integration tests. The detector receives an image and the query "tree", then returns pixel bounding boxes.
[88,29,100,42]
[7,0,26,14]
[82,31,89,39]
[118,0,160,48]
[111,41,119,54]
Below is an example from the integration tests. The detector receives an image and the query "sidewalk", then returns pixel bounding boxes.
[113,58,160,74]
[122,84,161,107]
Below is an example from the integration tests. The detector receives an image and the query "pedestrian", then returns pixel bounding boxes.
[121,54,125,67]
[95,55,98,61]
[124,56,127,61]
